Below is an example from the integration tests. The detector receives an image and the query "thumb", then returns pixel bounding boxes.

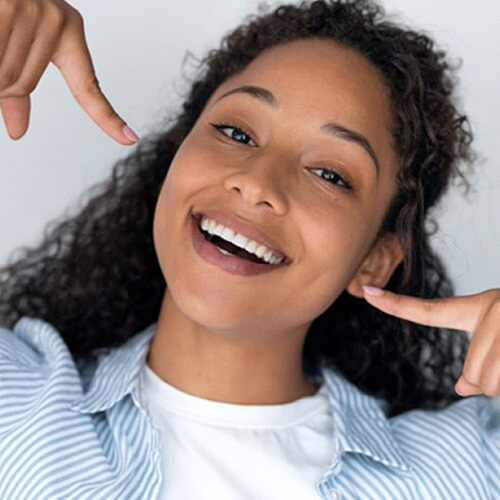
[0,95,31,140]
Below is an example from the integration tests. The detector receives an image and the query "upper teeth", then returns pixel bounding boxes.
[200,216,285,265]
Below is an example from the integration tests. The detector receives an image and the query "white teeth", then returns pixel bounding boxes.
[199,215,285,264]
[233,233,248,249]
[255,245,268,260]
[245,240,257,254]
[221,226,235,241]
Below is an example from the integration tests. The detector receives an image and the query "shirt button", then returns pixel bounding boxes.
[329,491,341,500]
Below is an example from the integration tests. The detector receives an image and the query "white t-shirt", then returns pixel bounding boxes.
[138,362,335,499]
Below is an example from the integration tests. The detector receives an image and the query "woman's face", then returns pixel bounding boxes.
[153,38,401,338]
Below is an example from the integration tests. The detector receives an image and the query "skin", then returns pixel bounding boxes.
[5,5,498,402]
[363,286,500,397]
[0,0,137,144]
[148,38,404,404]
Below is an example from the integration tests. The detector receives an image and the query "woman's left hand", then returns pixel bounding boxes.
[361,285,500,397]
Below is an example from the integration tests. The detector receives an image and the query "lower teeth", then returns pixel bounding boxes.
[216,245,267,264]
[200,223,269,264]
[217,247,233,256]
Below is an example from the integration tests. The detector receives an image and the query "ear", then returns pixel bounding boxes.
[345,233,403,299]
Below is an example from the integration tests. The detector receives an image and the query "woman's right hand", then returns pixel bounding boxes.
[0,0,139,144]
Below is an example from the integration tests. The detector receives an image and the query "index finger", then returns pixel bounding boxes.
[362,287,484,332]
[51,12,138,145]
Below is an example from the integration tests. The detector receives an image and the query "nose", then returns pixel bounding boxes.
[222,154,288,213]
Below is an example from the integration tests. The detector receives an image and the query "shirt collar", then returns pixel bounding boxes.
[69,322,157,414]
[69,323,412,475]
[320,364,414,475]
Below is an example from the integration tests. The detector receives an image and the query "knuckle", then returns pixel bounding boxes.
[12,79,36,95]
[0,68,20,89]
[24,0,42,20]
[479,370,497,395]
[103,107,119,121]
[84,75,101,95]
[423,300,434,314]
[73,76,100,102]
[67,6,84,28]
[486,287,500,298]
[0,0,18,19]
[0,89,24,98]
[428,297,443,309]
[482,288,500,306]
[461,368,474,385]
[480,378,497,397]
[488,298,500,317]
[45,2,67,29]
[481,387,496,397]
[423,298,440,324]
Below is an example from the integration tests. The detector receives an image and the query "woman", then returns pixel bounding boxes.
[0,0,499,498]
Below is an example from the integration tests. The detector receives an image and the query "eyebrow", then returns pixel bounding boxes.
[215,85,380,177]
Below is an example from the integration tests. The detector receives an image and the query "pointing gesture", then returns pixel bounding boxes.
[0,0,139,144]
[361,285,500,397]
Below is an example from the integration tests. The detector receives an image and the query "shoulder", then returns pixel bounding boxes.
[0,317,46,367]
[0,317,87,433]
[0,316,79,374]
[390,393,499,434]
[0,319,131,497]
[389,394,500,448]
[389,395,500,495]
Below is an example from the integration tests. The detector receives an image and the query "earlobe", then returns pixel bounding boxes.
[345,233,403,299]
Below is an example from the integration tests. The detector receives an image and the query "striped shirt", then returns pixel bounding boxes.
[0,316,499,500]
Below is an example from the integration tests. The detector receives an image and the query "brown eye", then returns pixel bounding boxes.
[211,122,256,146]
[210,121,353,191]
[309,167,353,190]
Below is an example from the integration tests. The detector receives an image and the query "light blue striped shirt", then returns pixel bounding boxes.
[0,316,499,499]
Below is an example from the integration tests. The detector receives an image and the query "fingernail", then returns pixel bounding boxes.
[362,285,384,296]
[455,384,465,396]
[122,125,140,143]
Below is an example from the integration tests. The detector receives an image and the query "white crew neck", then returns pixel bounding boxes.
[139,362,331,429]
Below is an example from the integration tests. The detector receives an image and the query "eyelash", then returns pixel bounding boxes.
[210,122,353,190]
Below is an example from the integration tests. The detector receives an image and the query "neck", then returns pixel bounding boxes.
[146,289,319,405]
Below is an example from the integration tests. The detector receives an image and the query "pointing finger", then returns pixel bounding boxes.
[51,10,139,145]
[361,286,483,332]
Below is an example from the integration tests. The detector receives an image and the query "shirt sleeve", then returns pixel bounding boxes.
[0,322,45,365]
[479,396,500,497]
[0,321,48,435]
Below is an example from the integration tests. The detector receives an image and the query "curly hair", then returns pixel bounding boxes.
[0,0,478,417]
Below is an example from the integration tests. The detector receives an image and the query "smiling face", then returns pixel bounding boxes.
[153,38,403,338]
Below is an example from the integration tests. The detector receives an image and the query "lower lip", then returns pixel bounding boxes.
[190,214,288,276]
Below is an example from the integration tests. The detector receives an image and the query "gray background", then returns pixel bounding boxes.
[0,0,499,296]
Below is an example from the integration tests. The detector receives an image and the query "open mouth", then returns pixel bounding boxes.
[194,214,278,265]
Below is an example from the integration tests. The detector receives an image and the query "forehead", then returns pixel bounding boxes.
[204,38,398,176]
[210,38,392,123]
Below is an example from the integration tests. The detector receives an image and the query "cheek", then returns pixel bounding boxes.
[172,141,223,195]
[152,179,173,275]
[152,143,221,274]
[152,164,189,266]
[304,211,369,281]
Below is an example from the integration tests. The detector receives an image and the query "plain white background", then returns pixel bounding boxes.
[0,0,498,296]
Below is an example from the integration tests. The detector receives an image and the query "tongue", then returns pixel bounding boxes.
[208,233,268,264]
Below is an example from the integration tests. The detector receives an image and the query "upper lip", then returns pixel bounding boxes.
[192,208,291,263]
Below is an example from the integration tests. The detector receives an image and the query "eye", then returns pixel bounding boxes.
[309,167,353,190]
[211,122,256,147]
[210,121,353,191]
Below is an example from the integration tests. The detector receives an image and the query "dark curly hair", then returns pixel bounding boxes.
[0,0,478,417]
